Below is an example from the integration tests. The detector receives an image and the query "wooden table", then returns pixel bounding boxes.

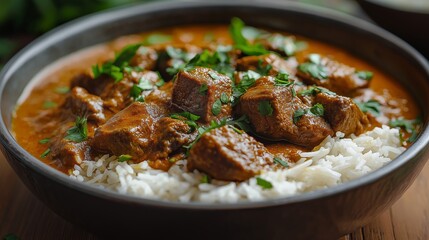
[0,151,428,239]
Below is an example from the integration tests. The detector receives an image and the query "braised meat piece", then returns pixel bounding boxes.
[315,93,370,135]
[50,139,90,168]
[150,117,197,159]
[297,54,370,95]
[91,102,158,159]
[172,67,232,122]
[187,125,273,181]
[70,73,110,96]
[63,87,106,124]
[236,53,298,76]
[129,46,158,70]
[100,70,162,112]
[239,77,333,147]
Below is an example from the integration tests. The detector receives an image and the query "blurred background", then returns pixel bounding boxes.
[0,0,427,70]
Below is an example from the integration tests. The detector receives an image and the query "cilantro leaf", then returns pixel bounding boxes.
[356,70,374,80]
[355,99,381,116]
[258,100,273,116]
[64,116,88,143]
[142,33,172,45]
[298,54,328,80]
[256,177,273,189]
[273,157,289,167]
[229,17,269,56]
[212,99,222,116]
[118,154,132,162]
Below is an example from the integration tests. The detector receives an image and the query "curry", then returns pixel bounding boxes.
[12,19,421,181]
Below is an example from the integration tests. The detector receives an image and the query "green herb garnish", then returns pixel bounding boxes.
[273,157,289,167]
[355,99,381,116]
[232,70,261,102]
[274,72,292,86]
[356,70,374,80]
[199,83,208,95]
[40,148,51,158]
[55,86,70,94]
[39,138,50,144]
[293,103,324,124]
[42,101,57,109]
[64,116,88,143]
[229,17,269,56]
[298,54,328,80]
[256,177,273,189]
[92,43,142,83]
[389,117,422,143]
[220,92,229,104]
[212,99,222,116]
[200,174,211,184]
[171,112,201,131]
[258,100,273,116]
[266,34,307,56]
[185,50,234,78]
[293,108,307,124]
[298,86,336,96]
[256,59,272,76]
[118,154,132,162]
[142,33,172,45]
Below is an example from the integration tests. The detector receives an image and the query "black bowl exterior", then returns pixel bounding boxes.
[356,0,429,56]
[1,1,429,239]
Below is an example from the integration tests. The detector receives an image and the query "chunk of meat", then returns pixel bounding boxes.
[172,67,232,122]
[236,53,298,76]
[50,139,90,168]
[150,117,197,159]
[315,93,370,135]
[91,102,158,159]
[91,102,194,162]
[187,125,273,181]
[297,54,370,95]
[129,46,158,70]
[239,77,333,147]
[63,87,106,124]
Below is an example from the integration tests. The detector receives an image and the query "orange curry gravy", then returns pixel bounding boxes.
[12,25,420,173]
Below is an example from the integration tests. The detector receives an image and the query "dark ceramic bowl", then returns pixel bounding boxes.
[1,1,429,239]
[356,0,429,56]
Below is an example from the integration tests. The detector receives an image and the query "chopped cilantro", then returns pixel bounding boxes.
[55,86,70,94]
[356,70,374,80]
[208,71,220,80]
[309,103,324,117]
[40,148,51,158]
[266,34,307,56]
[64,116,88,143]
[199,83,208,95]
[171,112,200,131]
[92,43,142,82]
[229,17,269,56]
[293,108,307,124]
[185,50,234,78]
[298,86,336,96]
[232,70,261,102]
[42,101,57,109]
[142,33,172,45]
[200,174,211,184]
[298,54,328,80]
[227,115,252,133]
[118,154,132,162]
[355,99,381,116]
[256,59,272,76]
[220,92,229,104]
[258,100,273,116]
[389,117,422,143]
[256,177,273,189]
[38,138,50,144]
[293,103,324,124]
[212,99,222,116]
[273,157,289,167]
[274,72,293,86]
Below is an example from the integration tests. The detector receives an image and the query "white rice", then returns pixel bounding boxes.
[70,125,405,203]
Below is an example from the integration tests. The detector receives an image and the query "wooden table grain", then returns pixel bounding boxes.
[1,150,428,240]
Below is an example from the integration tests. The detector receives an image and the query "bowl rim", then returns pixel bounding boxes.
[1,0,429,210]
